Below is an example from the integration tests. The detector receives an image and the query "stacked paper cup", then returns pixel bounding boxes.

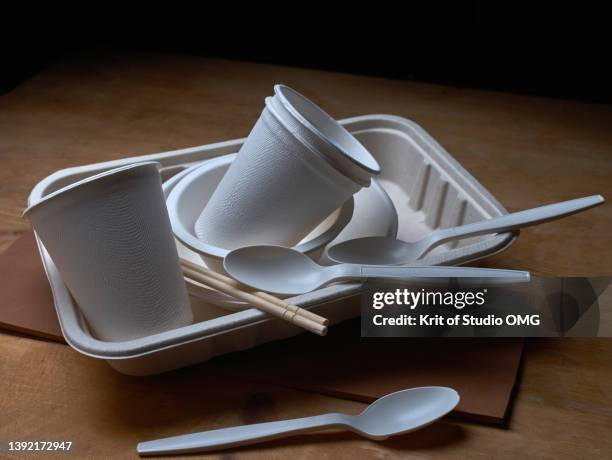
[195,85,381,250]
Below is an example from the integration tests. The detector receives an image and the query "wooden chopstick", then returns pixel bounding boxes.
[181,266,327,336]
[180,262,327,336]
[180,258,328,326]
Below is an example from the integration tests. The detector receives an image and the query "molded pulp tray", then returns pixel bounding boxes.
[29,115,517,375]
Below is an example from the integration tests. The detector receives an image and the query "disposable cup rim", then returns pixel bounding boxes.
[264,97,369,187]
[274,84,381,175]
[23,161,161,218]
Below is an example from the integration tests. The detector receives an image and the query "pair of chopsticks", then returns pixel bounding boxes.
[179,258,328,336]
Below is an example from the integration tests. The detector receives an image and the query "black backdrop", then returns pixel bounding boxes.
[2,3,611,103]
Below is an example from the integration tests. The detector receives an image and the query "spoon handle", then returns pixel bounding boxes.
[424,195,604,255]
[137,413,347,455]
[360,266,530,282]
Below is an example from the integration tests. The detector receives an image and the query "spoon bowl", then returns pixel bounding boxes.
[351,386,460,439]
[224,245,330,295]
[328,236,419,265]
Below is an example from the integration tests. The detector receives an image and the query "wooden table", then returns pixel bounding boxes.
[1,52,611,459]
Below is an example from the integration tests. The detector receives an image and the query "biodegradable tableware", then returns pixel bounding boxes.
[328,195,606,265]
[194,85,380,251]
[162,158,379,308]
[23,162,193,342]
[167,154,354,273]
[224,246,531,295]
[174,183,396,310]
[180,258,328,332]
[29,114,520,375]
[137,386,459,455]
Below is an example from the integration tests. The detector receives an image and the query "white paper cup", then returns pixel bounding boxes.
[24,162,193,342]
[167,154,354,273]
[195,85,380,250]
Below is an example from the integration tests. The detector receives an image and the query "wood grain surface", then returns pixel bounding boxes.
[1,51,611,458]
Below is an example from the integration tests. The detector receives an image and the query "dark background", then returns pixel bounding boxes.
[3,4,611,103]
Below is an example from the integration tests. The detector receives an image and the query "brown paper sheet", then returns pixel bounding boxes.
[212,326,524,424]
[0,232,64,342]
[0,232,523,423]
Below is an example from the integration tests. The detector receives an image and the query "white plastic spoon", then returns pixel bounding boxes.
[223,245,529,295]
[327,195,605,265]
[137,386,459,456]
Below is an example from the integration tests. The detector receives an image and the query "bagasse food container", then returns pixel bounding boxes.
[29,115,517,375]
